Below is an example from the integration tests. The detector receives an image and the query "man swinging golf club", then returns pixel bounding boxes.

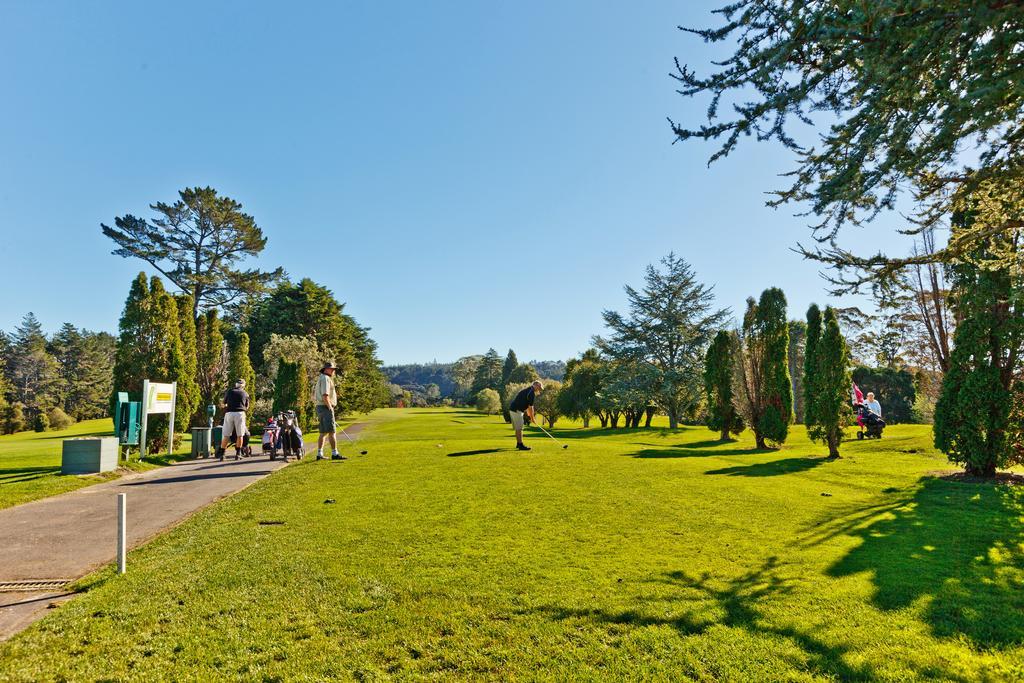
[509,380,542,451]
[313,361,344,461]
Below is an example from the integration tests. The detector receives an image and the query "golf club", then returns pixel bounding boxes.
[533,414,569,449]
[340,426,368,454]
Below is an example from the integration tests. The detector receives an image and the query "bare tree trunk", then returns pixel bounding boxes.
[912,230,952,373]
[583,415,590,428]
[644,407,655,428]
[827,431,841,458]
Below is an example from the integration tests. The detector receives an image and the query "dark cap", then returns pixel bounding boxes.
[321,361,337,372]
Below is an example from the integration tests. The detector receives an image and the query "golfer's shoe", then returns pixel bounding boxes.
[516,444,531,451]
[316,453,326,461]
[331,453,346,460]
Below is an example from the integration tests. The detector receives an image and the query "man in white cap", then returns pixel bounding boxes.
[508,380,543,451]
[216,378,250,460]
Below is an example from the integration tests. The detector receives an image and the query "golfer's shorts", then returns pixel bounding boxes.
[316,405,337,434]
[223,411,246,440]
[510,410,525,430]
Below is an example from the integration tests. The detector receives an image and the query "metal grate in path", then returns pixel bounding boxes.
[0,580,71,593]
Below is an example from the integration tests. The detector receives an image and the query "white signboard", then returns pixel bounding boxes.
[140,379,177,457]
[145,382,176,415]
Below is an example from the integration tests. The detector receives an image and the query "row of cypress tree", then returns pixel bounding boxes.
[703,288,853,458]
[111,273,388,452]
[111,274,202,451]
[704,240,1024,474]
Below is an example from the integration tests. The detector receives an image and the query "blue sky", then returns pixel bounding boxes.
[0,1,904,364]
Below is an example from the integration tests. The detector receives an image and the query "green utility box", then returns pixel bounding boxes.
[191,427,212,458]
[62,437,119,474]
[212,425,223,447]
[115,392,141,446]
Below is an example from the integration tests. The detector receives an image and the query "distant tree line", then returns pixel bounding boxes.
[383,356,566,408]
[0,314,115,433]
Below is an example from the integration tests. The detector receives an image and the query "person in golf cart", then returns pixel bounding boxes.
[864,392,882,420]
[509,380,543,451]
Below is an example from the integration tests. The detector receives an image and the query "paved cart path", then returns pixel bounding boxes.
[0,423,368,640]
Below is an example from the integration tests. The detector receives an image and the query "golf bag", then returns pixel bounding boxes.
[262,419,282,458]
[222,424,252,458]
[278,411,304,459]
[855,404,885,440]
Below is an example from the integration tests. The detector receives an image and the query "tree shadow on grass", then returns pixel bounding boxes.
[122,470,274,485]
[547,426,694,441]
[705,457,829,477]
[623,437,773,459]
[447,449,505,457]
[0,466,60,485]
[20,431,112,441]
[529,557,879,680]
[413,409,479,417]
[138,452,194,467]
[808,476,1024,649]
[627,445,773,459]
[679,438,742,450]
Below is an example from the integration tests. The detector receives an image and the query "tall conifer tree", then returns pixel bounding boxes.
[704,330,743,441]
[805,306,851,458]
[803,305,822,427]
[732,289,792,449]
[173,294,201,431]
[197,309,228,414]
[228,333,257,403]
[934,225,1024,476]
[111,273,152,416]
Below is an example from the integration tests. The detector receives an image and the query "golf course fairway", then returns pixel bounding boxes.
[1,408,1021,681]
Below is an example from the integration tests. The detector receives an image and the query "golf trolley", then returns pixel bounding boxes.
[268,410,304,460]
[855,404,885,440]
[220,429,252,460]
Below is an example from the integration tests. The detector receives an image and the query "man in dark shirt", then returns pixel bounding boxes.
[217,379,250,459]
[509,380,543,451]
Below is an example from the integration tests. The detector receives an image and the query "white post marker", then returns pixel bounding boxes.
[139,379,149,459]
[167,381,177,457]
[117,493,127,575]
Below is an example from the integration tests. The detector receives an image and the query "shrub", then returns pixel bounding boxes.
[46,407,75,431]
[33,412,50,432]
[475,388,502,415]
[1,403,26,434]
[533,380,563,427]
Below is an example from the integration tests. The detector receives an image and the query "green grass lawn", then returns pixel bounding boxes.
[1,408,1021,681]
[0,419,198,511]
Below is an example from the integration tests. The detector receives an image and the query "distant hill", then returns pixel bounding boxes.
[383,358,566,398]
[529,360,566,381]
[383,362,457,396]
